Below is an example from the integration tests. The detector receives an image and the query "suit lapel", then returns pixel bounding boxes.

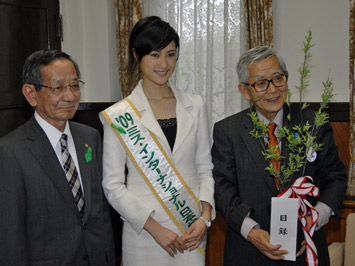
[241,109,279,194]
[172,85,193,154]
[71,124,92,222]
[130,83,172,153]
[26,117,80,217]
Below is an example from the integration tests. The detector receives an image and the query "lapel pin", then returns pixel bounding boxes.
[307,147,317,163]
[84,144,92,163]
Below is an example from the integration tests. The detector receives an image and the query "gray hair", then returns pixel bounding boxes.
[22,49,81,92]
[236,46,287,84]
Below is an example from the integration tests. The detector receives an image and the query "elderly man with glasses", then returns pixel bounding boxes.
[212,46,347,266]
[0,49,116,266]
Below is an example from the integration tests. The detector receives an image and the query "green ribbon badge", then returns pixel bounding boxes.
[84,144,92,163]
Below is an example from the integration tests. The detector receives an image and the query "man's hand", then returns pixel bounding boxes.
[247,228,288,260]
[297,215,313,257]
[296,240,307,257]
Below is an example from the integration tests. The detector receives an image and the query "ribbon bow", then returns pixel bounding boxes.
[277,176,320,266]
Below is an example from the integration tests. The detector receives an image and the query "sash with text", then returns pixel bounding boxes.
[101,98,204,255]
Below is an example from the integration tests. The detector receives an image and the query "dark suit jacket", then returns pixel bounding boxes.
[212,105,347,266]
[0,116,116,266]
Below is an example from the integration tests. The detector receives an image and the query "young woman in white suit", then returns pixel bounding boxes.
[100,16,215,266]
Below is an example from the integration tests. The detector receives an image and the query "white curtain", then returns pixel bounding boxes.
[142,0,247,131]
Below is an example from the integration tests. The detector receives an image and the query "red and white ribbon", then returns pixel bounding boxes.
[277,176,319,266]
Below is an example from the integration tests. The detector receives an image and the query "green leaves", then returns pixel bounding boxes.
[321,78,334,107]
[248,112,268,139]
[314,109,329,129]
[302,102,309,110]
[248,28,333,191]
[297,29,314,102]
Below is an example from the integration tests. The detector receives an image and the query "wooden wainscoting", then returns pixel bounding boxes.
[324,122,354,244]
[331,122,350,171]
[205,121,353,265]
[206,211,228,266]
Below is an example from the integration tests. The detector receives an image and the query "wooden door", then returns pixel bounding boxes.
[0,0,60,137]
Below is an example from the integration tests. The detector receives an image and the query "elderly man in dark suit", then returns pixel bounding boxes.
[212,46,347,266]
[0,49,116,266]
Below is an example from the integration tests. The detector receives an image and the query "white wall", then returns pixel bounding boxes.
[273,0,349,103]
[60,0,121,103]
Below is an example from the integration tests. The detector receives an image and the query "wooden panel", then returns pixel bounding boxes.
[0,106,33,137]
[0,0,61,105]
[324,122,354,243]
[72,102,114,136]
[325,200,355,243]
[331,122,350,172]
[206,211,227,266]
[0,0,60,137]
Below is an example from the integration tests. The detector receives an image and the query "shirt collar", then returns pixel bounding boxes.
[256,108,284,129]
[34,111,73,148]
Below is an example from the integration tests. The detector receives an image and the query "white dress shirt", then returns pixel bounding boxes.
[34,111,84,194]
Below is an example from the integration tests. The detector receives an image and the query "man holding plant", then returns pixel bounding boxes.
[212,46,347,266]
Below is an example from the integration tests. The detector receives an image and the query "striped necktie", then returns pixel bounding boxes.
[60,134,85,218]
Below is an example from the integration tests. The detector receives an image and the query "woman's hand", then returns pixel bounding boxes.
[144,216,187,257]
[181,218,208,251]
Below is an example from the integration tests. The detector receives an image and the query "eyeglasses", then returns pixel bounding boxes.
[244,74,288,92]
[30,80,84,95]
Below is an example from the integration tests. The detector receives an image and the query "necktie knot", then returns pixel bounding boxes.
[267,123,278,147]
[60,134,68,153]
[267,122,277,137]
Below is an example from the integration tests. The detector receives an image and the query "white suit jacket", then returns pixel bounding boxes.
[100,81,215,234]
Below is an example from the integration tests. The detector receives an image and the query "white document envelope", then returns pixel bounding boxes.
[270,197,299,261]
